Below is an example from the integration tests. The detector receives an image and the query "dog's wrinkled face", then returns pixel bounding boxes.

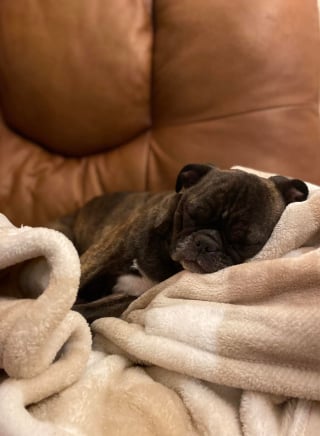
[170,164,308,274]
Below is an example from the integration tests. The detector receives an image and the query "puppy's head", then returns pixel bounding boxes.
[170,164,308,273]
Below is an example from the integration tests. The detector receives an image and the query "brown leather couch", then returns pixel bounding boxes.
[0,0,319,227]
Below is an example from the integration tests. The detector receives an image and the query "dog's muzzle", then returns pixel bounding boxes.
[171,229,234,274]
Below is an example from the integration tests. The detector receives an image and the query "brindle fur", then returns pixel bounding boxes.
[49,164,308,320]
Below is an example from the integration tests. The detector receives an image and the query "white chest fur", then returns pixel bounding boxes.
[112,259,156,297]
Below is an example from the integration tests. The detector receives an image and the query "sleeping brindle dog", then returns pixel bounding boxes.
[21,164,309,322]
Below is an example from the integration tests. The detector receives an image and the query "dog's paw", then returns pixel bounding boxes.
[113,274,155,297]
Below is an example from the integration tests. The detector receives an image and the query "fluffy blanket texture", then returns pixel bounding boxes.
[1,169,320,436]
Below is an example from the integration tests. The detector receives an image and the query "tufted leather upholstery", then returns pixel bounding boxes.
[0,0,319,225]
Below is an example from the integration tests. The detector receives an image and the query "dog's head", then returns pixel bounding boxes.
[170,164,308,273]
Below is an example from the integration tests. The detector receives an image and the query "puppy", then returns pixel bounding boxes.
[44,163,308,321]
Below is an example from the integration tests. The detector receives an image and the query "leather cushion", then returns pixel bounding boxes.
[0,0,152,156]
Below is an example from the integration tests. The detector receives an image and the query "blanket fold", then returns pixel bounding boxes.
[1,171,320,435]
[0,214,91,404]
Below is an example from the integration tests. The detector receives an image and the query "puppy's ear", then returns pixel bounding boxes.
[175,164,215,192]
[270,175,309,204]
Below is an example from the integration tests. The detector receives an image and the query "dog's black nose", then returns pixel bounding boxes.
[194,232,221,253]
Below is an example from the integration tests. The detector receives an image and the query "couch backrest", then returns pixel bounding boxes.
[0,0,319,225]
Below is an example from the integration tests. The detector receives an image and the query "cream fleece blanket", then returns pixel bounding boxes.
[1,172,320,435]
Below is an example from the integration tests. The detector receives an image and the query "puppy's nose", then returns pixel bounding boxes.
[194,232,221,253]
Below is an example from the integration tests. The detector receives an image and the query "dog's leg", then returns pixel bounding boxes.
[78,219,138,292]
[73,293,135,323]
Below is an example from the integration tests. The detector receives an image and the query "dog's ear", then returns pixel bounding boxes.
[175,164,215,192]
[269,175,309,204]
